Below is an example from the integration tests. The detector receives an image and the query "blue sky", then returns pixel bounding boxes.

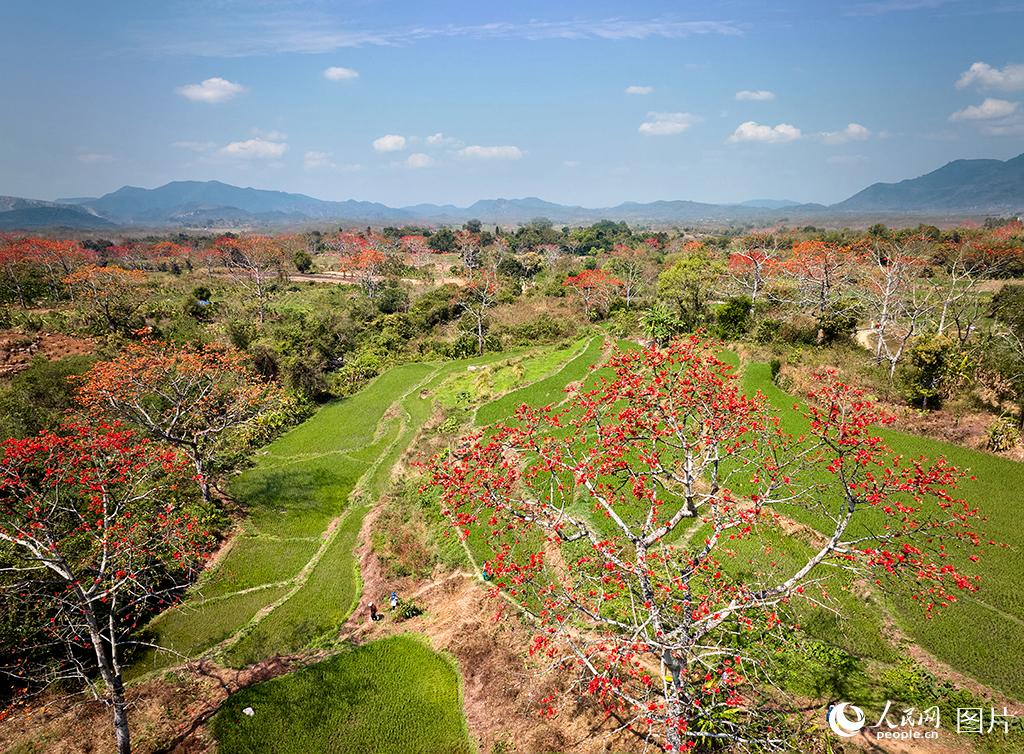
[1,0,1022,206]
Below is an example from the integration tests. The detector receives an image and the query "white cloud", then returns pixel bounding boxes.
[219,138,288,159]
[304,150,335,169]
[981,119,1024,136]
[728,121,801,143]
[425,132,462,148]
[458,145,524,160]
[956,62,1024,92]
[735,89,775,101]
[323,66,359,81]
[625,85,654,95]
[77,152,114,164]
[847,0,955,16]
[372,134,407,152]
[405,153,435,168]
[172,140,216,152]
[563,160,580,168]
[638,112,698,136]
[176,77,246,103]
[949,98,1019,121]
[821,122,871,144]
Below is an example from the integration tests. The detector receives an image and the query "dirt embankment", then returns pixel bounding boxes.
[0,329,95,377]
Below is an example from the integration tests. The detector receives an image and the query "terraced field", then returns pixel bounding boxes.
[130,336,607,750]
[136,335,1023,752]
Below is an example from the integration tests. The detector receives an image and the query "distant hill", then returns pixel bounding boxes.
[2,152,1021,230]
[834,153,1024,213]
[59,180,409,225]
[737,199,801,209]
[0,197,116,230]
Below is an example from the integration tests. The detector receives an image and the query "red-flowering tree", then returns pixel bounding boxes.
[338,246,387,297]
[63,264,148,335]
[427,338,981,751]
[214,235,289,321]
[0,422,212,754]
[563,268,622,318]
[727,234,784,305]
[784,241,857,344]
[0,236,93,307]
[76,341,282,500]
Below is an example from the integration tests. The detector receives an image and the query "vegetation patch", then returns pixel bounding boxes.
[212,636,472,754]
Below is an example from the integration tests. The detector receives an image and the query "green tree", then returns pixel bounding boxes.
[657,255,721,328]
[427,227,457,252]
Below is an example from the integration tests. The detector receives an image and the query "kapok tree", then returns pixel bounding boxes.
[727,233,784,306]
[784,240,857,345]
[63,264,148,335]
[214,235,289,322]
[859,238,936,378]
[563,268,622,319]
[338,246,387,297]
[606,244,654,309]
[427,337,982,751]
[76,340,282,501]
[457,273,499,356]
[0,422,211,754]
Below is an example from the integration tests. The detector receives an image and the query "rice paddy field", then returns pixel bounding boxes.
[211,636,472,754]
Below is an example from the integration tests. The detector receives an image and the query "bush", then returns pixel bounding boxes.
[769,358,782,383]
[987,416,1022,452]
[776,316,819,345]
[753,318,782,344]
[817,298,861,344]
[898,334,954,410]
[393,598,424,621]
[714,296,752,340]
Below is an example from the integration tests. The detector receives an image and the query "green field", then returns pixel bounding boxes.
[212,636,472,754]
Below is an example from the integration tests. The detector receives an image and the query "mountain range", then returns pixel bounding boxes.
[1,153,1021,231]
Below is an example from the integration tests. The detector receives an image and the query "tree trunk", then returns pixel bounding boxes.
[191,449,210,502]
[83,606,132,754]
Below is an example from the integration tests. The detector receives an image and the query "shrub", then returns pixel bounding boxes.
[776,316,819,345]
[769,358,782,383]
[898,334,955,410]
[714,296,752,340]
[753,318,782,344]
[817,298,861,344]
[393,598,424,621]
[987,416,1022,452]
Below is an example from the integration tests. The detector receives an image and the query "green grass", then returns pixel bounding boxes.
[129,586,290,679]
[212,636,473,754]
[475,335,604,426]
[434,339,586,412]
